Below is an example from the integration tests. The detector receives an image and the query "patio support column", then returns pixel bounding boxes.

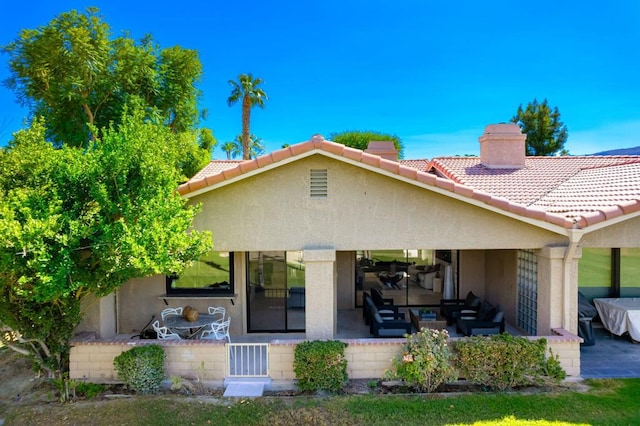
[98,292,117,339]
[537,246,581,335]
[303,248,337,339]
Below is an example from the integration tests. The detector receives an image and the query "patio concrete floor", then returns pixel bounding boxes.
[580,323,640,378]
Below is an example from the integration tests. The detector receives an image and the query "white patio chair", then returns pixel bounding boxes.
[207,306,226,323]
[201,317,231,343]
[152,320,182,340]
[161,307,183,322]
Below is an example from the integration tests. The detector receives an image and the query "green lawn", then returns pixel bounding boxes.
[579,247,640,289]
[173,251,231,289]
[5,379,640,425]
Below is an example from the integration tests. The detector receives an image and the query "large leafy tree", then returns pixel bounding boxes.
[328,130,404,159]
[227,73,268,160]
[0,112,211,378]
[2,7,214,175]
[510,98,569,156]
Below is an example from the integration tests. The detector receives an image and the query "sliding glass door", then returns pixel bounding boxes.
[247,251,305,332]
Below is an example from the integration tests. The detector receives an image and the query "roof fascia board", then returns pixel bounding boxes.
[181,150,322,198]
[579,209,640,234]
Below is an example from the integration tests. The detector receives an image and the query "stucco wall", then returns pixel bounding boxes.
[189,155,567,252]
[484,250,518,324]
[336,251,355,309]
[581,215,640,247]
[458,250,486,299]
[116,275,242,336]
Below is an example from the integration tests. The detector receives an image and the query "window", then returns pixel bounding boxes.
[517,249,537,335]
[166,251,234,295]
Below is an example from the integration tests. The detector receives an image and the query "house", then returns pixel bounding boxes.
[71,123,640,384]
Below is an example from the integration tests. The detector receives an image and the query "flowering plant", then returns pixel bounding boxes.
[384,329,457,392]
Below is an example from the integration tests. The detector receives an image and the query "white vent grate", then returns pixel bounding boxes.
[310,169,328,198]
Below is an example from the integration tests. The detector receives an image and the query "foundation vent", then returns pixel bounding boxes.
[310,169,328,198]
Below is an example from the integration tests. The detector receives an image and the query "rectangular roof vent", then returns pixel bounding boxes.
[310,169,328,198]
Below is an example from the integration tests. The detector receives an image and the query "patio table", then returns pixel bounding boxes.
[164,313,219,339]
[593,298,640,342]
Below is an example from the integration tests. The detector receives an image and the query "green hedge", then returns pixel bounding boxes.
[114,344,165,394]
[293,340,348,394]
[454,333,565,391]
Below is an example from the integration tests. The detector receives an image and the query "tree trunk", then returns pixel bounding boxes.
[242,96,251,160]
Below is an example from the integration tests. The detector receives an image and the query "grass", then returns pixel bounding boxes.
[579,248,640,288]
[173,251,231,289]
[5,379,640,425]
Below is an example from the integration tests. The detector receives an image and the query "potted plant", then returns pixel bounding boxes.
[420,307,436,320]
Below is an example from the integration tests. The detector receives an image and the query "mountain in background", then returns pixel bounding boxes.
[593,146,640,155]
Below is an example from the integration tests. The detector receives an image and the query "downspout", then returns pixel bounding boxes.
[562,227,585,330]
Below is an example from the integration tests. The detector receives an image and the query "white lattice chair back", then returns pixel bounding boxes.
[152,320,181,340]
[207,306,226,323]
[161,307,183,321]
[201,317,231,343]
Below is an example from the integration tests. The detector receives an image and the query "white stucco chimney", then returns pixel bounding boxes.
[479,123,526,169]
[365,141,398,161]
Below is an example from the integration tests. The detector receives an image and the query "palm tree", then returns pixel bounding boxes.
[234,134,265,159]
[221,141,236,160]
[227,73,268,160]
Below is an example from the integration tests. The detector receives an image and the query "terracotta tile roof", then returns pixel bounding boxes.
[399,159,429,171]
[532,162,640,226]
[428,156,640,205]
[429,156,640,228]
[190,160,243,181]
[179,136,640,231]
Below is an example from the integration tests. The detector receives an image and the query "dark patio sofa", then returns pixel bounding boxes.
[456,300,505,336]
[363,291,402,325]
[363,292,410,337]
[440,291,481,325]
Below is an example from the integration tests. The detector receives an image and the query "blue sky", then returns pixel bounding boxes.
[1,1,639,159]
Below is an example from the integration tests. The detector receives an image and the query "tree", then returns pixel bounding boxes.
[328,130,404,159]
[2,7,214,174]
[221,141,236,160]
[234,134,264,159]
[510,98,568,156]
[0,112,211,378]
[227,73,268,160]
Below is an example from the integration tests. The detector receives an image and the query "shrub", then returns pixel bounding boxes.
[113,344,165,394]
[454,334,566,391]
[293,340,348,394]
[384,328,457,392]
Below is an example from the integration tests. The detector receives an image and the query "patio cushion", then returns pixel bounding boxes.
[492,311,504,323]
[464,291,481,307]
[476,301,496,321]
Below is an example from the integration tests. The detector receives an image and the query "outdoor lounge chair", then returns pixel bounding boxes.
[456,302,505,336]
[363,292,403,326]
[370,309,411,337]
[370,288,394,307]
[440,291,481,325]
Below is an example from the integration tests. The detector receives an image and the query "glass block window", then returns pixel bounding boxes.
[517,249,537,335]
